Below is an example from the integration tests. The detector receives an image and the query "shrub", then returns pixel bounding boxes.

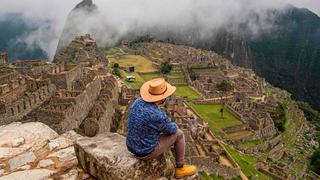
[190,71,196,81]
[160,60,173,74]
[310,148,320,175]
[112,67,121,77]
[113,63,119,68]
[269,102,286,132]
[216,80,232,92]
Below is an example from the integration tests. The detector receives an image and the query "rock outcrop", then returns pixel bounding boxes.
[56,0,99,52]
[0,122,90,179]
[74,133,175,180]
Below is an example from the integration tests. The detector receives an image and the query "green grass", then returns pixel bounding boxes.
[238,139,263,148]
[106,47,122,56]
[199,171,225,180]
[223,145,273,180]
[117,71,202,99]
[282,110,295,147]
[108,52,202,99]
[187,102,242,134]
[282,106,305,148]
[174,86,202,99]
[140,71,184,82]
[140,71,201,99]
[188,63,216,69]
[140,73,163,81]
[110,55,157,73]
[119,70,145,89]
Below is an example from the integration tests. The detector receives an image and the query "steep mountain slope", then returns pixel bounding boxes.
[58,1,320,111]
[0,13,48,61]
[56,0,98,52]
[207,7,320,111]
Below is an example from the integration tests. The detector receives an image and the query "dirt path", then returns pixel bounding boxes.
[219,154,233,167]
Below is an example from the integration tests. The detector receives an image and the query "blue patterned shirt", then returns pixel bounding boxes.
[126,98,178,156]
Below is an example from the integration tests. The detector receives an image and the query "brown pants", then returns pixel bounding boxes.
[138,129,185,167]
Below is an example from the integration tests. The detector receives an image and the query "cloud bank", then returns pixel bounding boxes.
[0,0,319,60]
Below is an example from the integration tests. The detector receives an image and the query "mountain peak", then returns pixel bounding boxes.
[75,0,94,9]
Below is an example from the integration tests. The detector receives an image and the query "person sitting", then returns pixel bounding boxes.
[126,78,198,179]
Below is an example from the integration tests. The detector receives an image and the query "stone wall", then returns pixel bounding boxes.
[0,122,90,179]
[45,65,81,90]
[268,142,285,161]
[235,135,282,155]
[189,159,241,180]
[74,133,175,180]
[0,52,8,64]
[80,76,119,136]
[54,35,107,66]
[119,85,139,105]
[171,107,242,179]
[13,61,55,79]
[259,124,277,139]
[222,124,250,134]
[0,80,56,125]
[34,77,102,133]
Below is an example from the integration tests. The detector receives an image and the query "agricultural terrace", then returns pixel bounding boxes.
[223,145,273,180]
[108,53,201,99]
[110,55,158,73]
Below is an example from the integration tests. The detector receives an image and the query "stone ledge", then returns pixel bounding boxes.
[74,133,174,180]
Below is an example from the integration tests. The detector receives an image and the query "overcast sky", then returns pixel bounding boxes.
[0,0,319,59]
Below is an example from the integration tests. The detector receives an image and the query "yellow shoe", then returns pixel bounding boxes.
[175,165,198,179]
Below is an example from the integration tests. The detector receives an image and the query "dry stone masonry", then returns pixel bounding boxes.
[0,36,119,135]
[115,41,317,179]
[75,133,175,180]
[0,122,89,179]
[0,35,318,179]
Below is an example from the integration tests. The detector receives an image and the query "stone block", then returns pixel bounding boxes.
[0,122,58,159]
[0,169,54,180]
[74,133,174,180]
[8,151,36,170]
[37,159,55,168]
[47,146,76,162]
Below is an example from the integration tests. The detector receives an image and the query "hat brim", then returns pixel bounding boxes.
[140,81,176,102]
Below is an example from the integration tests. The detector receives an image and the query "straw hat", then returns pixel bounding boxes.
[140,78,176,102]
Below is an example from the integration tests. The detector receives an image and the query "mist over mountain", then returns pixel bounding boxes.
[57,0,320,111]
[209,7,320,111]
[0,0,319,110]
[0,0,79,60]
[0,13,48,61]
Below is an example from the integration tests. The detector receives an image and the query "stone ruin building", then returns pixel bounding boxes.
[150,42,278,141]
[0,35,119,137]
[0,37,318,179]
[0,61,119,136]
[0,52,8,64]
[53,34,106,66]
[163,96,243,179]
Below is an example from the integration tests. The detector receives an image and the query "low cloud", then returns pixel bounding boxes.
[0,0,319,60]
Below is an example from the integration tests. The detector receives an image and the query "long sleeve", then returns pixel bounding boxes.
[157,111,178,135]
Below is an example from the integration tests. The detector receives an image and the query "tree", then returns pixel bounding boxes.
[190,71,196,81]
[160,60,173,74]
[297,101,320,142]
[269,102,286,132]
[112,67,121,77]
[130,34,154,45]
[310,148,320,175]
[113,63,119,68]
[297,101,320,123]
[216,80,232,92]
